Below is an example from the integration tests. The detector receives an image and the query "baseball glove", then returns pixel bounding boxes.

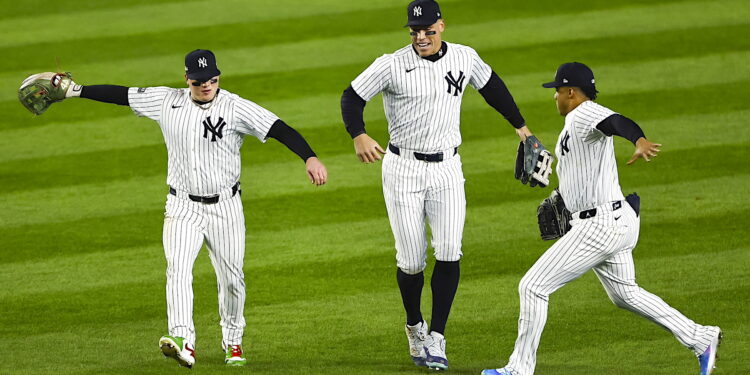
[537,188,572,240]
[18,72,78,115]
[515,135,553,187]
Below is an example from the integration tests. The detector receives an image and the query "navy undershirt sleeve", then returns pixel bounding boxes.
[340,85,367,139]
[80,85,129,106]
[596,114,646,144]
[266,119,317,161]
[478,71,525,129]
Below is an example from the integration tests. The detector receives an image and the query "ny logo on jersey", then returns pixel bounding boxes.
[444,71,465,96]
[203,116,226,142]
[413,6,422,16]
[560,131,571,156]
[198,57,208,68]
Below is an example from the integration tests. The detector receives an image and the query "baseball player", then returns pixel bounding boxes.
[18,49,328,368]
[340,0,550,370]
[481,62,722,375]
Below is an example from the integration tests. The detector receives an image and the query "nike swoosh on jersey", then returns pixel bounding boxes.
[614,216,621,220]
[405,67,416,73]
[172,104,182,108]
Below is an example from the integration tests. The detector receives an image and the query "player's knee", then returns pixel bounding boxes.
[518,273,546,299]
[434,253,462,262]
[610,295,639,310]
[221,268,245,291]
[167,269,192,283]
[434,243,462,262]
[606,286,641,309]
[398,262,426,275]
[225,279,245,294]
[518,277,533,296]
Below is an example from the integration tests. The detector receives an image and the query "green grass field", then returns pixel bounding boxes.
[1,0,749,374]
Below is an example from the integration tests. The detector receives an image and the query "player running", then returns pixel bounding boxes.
[340,0,550,370]
[18,49,327,368]
[481,62,722,375]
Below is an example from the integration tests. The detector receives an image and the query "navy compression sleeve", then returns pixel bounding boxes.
[340,85,367,139]
[596,114,646,144]
[478,71,525,129]
[80,85,129,106]
[266,119,317,161]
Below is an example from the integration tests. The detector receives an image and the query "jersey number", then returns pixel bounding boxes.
[560,131,571,156]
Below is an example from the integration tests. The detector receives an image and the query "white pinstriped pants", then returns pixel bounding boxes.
[382,150,466,274]
[506,203,719,375]
[163,192,246,347]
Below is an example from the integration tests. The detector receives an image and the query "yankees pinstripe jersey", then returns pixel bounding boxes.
[555,100,625,213]
[128,87,277,196]
[351,42,493,153]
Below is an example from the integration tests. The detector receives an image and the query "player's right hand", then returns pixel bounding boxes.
[353,133,385,163]
[305,157,328,186]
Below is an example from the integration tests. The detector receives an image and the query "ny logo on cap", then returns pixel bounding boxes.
[198,57,208,68]
[413,6,422,16]
[562,78,569,83]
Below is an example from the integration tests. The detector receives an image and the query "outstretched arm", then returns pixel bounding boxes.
[266,119,327,185]
[341,85,385,163]
[596,114,662,164]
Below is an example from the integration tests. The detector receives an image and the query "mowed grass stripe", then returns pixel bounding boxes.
[0,0,184,21]
[7,21,750,131]
[5,16,749,125]
[1,125,747,229]
[3,237,745,328]
[1,244,744,375]
[2,1,747,374]
[1,0,746,103]
[0,122,746,229]
[0,229,746,374]
[1,169,747,277]
[0,278,745,375]
[0,0,413,49]
[2,157,746,265]
[3,45,750,160]
[1,204,745,303]
[1,104,748,200]
[2,0,683,73]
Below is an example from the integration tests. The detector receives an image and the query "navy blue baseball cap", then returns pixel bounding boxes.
[542,62,596,89]
[405,0,442,27]
[185,49,221,82]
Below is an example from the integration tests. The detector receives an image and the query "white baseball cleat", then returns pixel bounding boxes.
[481,368,515,375]
[697,327,722,375]
[424,331,448,370]
[222,341,247,366]
[159,335,196,369]
[405,320,429,367]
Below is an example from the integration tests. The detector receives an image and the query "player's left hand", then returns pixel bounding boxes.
[353,133,385,163]
[627,137,662,165]
[18,72,79,115]
[305,157,328,186]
